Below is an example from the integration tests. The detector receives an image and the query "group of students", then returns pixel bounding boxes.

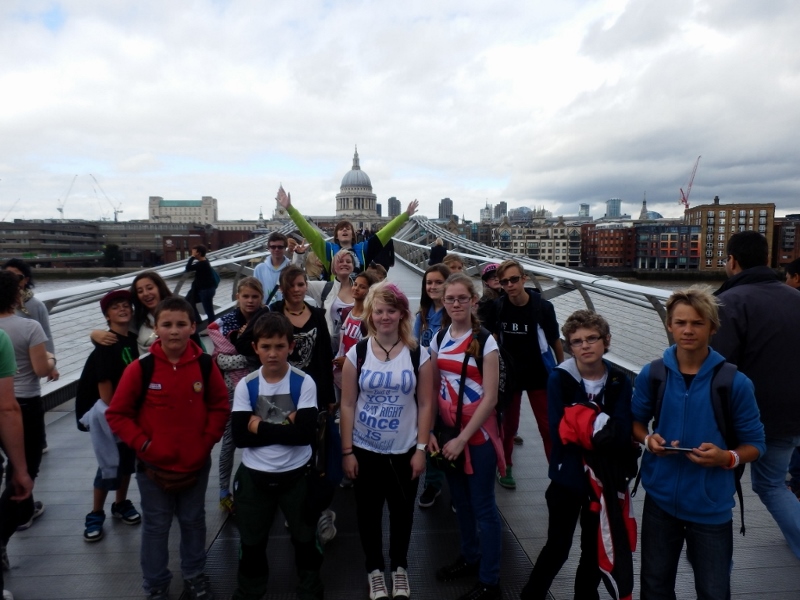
[0,205,784,600]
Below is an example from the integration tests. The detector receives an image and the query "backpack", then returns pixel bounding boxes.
[435,327,514,417]
[243,367,305,411]
[354,338,421,400]
[633,358,746,534]
[136,352,214,411]
[211,268,221,289]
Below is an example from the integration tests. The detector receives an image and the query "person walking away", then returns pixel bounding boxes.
[522,310,636,600]
[340,282,434,600]
[429,238,447,265]
[782,258,800,499]
[482,260,564,488]
[230,313,323,600]
[712,231,800,558]
[185,244,217,324]
[0,329,34,600]
[106,296,229,600]
[430,273,504,600]
[633,287,765,600]
[74,290,142,542]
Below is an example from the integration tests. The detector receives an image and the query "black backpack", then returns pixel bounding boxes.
[633,358,746,534]
[435,326,514,417]
[136,352,215,410]
[354,338,421,399]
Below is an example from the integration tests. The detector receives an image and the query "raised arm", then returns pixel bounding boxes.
[373,199,418,247]
[278,186,331,272]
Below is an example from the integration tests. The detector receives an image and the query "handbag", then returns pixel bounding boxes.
[431,351,470,471]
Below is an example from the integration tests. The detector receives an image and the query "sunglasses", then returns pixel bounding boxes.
[269,245,286,250]
[498,275,522,287]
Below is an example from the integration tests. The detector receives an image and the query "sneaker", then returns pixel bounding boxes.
[456,581,502,600]
[16,501,44,531]
[435,556,480,582]
[317,509,337,545]
[391,566,410,599]
[111,499,141,525]
[3,590,13,600]
[513,435,524,446]
[1,542,8,571]
[497,466,516,489]
[418,485,441,508]
[84,510,106,542]
[146,586,170,600]
[219,492,235,514]
[184,573,214,600]
[368,569,389,600]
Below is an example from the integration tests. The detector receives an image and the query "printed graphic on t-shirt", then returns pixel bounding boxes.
[255,391,296,424]
[355,367,415,453]
[290,327,317,370]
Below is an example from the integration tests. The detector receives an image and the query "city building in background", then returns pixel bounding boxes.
[439,197,453,220]
[388,197,401,218]
[635,223,700,270]
[493,201,508,220]
[773,216,800,269]
[605,198,622,219]
[149,196,218,224]
[581,222,636,269]
[684,196,775,271]
[480,202,493,222]
[579,203,590,218]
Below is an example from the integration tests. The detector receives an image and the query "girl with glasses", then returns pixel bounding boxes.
[429,273,504,600]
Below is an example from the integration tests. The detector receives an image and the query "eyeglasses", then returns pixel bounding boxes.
[498,275,522,287]
[721,256,729,266]
[443,296,471,305]
[269,245,286,250]
[568,335,603,348]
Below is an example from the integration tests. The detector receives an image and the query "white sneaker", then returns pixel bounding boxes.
[3,589,14,600]
[391,566,411,599]
[368,569,389,600]
[317,509,337,545]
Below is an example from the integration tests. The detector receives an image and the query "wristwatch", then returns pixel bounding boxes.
[416,443,427,452]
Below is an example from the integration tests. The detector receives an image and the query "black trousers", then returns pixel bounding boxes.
[522,481,601,600]
[352,446,419,573]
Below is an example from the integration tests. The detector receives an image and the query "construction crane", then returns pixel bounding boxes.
[90,174,124,222]
[2,199,20,222]
[679,156,701,210]
[56,174,78,219]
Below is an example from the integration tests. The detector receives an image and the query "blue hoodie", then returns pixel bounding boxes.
[632,346,765,525]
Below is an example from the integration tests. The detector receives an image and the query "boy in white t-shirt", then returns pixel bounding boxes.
[230,312,323,600]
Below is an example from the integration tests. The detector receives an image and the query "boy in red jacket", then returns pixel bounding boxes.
[107,296,229,600]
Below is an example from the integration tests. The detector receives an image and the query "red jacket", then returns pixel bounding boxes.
[106,339,230,473]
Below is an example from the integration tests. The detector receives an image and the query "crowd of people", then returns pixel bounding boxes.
[0,198,799,600]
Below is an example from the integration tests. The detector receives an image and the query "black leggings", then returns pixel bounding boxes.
[352,446,419,573]
[0,396,45,544]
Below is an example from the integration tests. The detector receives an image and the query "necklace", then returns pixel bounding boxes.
[284,304,306,316]
[374,338,401,361]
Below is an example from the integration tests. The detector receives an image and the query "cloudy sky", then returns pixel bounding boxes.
[1,0,799,224]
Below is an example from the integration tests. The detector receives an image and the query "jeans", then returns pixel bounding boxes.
[502,389,551,466]
[193,287,216,323]
[445,440,502,586]
[135,461,211,593]
[788,448,800,493]
[352,447,419,572]
[521,481,600,600]
[0,396,44,544]
[750,434,800,558]
[232,465,323,600]
[423,450,445,491]
[640,495,732,600]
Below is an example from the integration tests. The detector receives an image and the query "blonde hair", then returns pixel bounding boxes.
[665,286,720,332]
[496,259,525,280]
[237,276,264,298]
[441,273,481,357]
[332,248,355,276]
[363,281,417,350]
[442,254,464,270]
[304,250,323,280]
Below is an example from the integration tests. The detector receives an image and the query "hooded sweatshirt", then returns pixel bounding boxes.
[632,346,765,525]
[106,339,230,473]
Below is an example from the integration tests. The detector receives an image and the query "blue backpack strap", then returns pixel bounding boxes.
[245,371,260,411]
[289,368,304,408]
[649,358,667,429]
[355,338,369,395]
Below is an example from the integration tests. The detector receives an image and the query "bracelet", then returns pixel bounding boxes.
[643,435,652,453]
[416,443,427,452]
[342,451,354,457]
[49,356,57,366]
[726,450,740,469]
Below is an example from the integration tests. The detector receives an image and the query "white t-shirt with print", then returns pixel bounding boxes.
[345,342,430,454]
[232,366,317,473]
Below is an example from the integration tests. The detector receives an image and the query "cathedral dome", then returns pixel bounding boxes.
[341,147,372,189]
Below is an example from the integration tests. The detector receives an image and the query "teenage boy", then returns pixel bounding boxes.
[106,297,229,600]
[230,312,323,600]
[632,288,765,600]
[522,310,635,600]
[254,232,291,304]
[185,244,217,323]
[76,290,141,542]
[483,260,564,488]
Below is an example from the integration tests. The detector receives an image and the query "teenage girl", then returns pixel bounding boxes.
[207,277,265,512]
